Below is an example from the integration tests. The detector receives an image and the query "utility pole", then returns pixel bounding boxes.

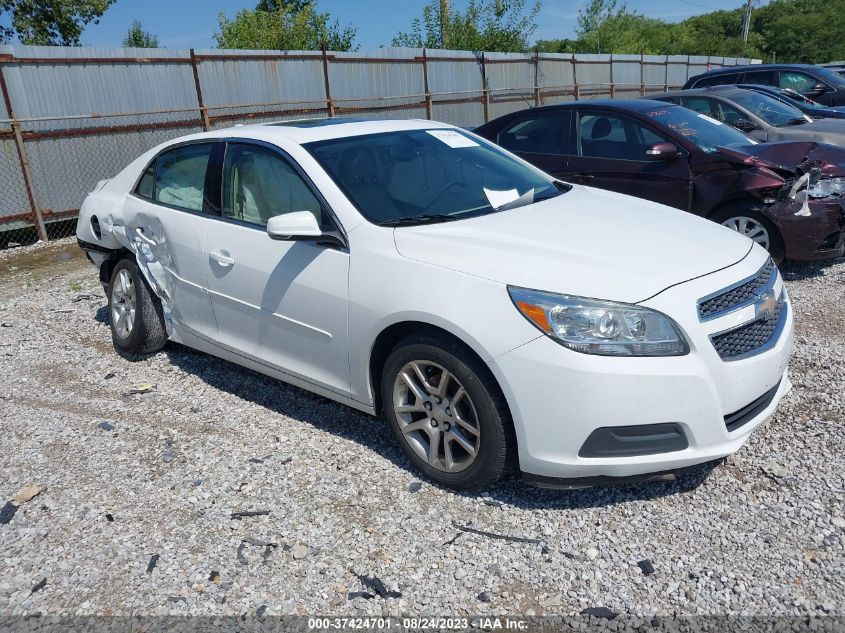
[440,0,450,49]
[741,0,753,44]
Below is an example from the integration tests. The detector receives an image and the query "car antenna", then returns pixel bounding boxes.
[520,93,534,109]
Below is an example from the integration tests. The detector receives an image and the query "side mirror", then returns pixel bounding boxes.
[267,211,322,240]
[644,142,679,161]
[807,82,829,95]
[731,118,759,133]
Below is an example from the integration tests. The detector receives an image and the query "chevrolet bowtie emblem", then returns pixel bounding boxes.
[755,289,778,321]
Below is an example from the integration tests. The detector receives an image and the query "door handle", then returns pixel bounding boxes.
[134,226,158,246]
[209,250,235,267]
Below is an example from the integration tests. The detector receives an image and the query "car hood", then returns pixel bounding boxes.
[767,119,845,147]
[717,142,845,178]
[392,186,752,304]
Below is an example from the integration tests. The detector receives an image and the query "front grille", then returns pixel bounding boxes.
[698,259,776,320]
[710,297,785,360]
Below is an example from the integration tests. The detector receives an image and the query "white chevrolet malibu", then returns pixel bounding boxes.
[76,118,793,490]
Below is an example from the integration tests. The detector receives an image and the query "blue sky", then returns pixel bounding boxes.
[11,0,763,50]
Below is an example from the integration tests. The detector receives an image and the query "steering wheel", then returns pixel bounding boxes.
[427,180,462,207]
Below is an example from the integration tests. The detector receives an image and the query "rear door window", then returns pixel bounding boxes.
[497,111,571,155]
[152,143,214,213]
[694,72,740,87]
[741,70,777,86]
[679,96,718,117]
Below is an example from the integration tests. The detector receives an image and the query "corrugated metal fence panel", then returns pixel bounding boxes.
[643,55,668,93]
[610,54,643,97]
[3,46,198,133]
[486,52,534,121]
[330,48,426,119]
[537,54,575,106]
[574,54,612,99]
[666,55,692,87]
[195,48,327,125]
[428,50,484,127]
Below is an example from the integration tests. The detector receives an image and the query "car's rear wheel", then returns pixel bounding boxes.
[107,258,167,354]
[712,208,785,262]
[381,333,514,490]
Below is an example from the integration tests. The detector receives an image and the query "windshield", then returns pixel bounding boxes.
[642,105,755,154]
[305,129,563,226]
[814,66,845,88]
[728,90,807,126]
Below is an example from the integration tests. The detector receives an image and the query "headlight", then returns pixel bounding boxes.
[806,176,845,198]
[508,287,688,357]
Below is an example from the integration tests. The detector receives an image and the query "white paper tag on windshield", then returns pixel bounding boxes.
[427,129,479,148]
[697,113,723,125]
[483,187,519,208]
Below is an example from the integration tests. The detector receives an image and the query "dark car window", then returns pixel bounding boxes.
[139,143,214,213]
[694,72,740,87]
[641,104,755,154]
[222,143,324,228]
[742,70,777,86]
[678,96,718,117]
[577,112,668,161]
[779,71,820,93]
[497,111,570,155]
[727,90,807,126]
[306,129,562,225]
[713,101,762,130]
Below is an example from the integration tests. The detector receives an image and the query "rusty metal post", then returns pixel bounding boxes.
[664,56,669,91]
[640,53,645,96]
[0,59,47,242]
[189,49,210,131]
[422,48,433,120]
[321,43,335,117]
[533,50,540,106]
[572,55,579,100]
[609,54,615,98]
[480,51,489,123]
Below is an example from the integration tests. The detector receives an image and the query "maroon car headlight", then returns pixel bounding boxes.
[807,177,845,198]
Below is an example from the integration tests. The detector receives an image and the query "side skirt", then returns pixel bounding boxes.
[169,323,376,417]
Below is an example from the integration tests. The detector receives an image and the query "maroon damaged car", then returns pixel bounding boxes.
[475,100,845,261]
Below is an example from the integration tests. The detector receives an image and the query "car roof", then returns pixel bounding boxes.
[692,63,820,77]
[653,86,754,99]
[185,117,455,145]
[494,99,677,116]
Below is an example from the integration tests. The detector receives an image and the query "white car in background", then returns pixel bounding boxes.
[76,118,793,490]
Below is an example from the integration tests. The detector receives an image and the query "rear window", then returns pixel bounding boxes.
[694,72,740,87]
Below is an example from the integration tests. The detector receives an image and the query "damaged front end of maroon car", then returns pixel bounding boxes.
[719,142,845,261]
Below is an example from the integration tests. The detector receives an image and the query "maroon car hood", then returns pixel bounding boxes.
[717,142,845,178]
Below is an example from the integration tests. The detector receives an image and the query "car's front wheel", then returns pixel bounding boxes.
[107,257,167,355]
[712,208,785,262]
[381,333,514,490]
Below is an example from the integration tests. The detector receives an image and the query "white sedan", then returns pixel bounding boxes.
[76,118,793,490]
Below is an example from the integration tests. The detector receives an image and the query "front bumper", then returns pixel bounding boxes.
[490,250,794,481]
[765,198,845,261]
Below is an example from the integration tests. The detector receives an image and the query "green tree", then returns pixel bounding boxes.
[0,0,114,45]
[753,0,845,63]
[392,0,541,52]
[122,20,159,48]
[215,1,357,51]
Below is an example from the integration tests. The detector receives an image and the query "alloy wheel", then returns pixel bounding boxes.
[720,216,771,250]
[392,360,481,473]
[111,268,137,339]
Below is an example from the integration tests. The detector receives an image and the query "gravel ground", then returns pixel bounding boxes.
[0,239,842,619]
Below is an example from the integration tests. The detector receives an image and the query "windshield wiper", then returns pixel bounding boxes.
[378,213,464,227]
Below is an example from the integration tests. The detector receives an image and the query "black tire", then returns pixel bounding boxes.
[107,257,167,355]
[381,332,515,490]
[710,207,785,263]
